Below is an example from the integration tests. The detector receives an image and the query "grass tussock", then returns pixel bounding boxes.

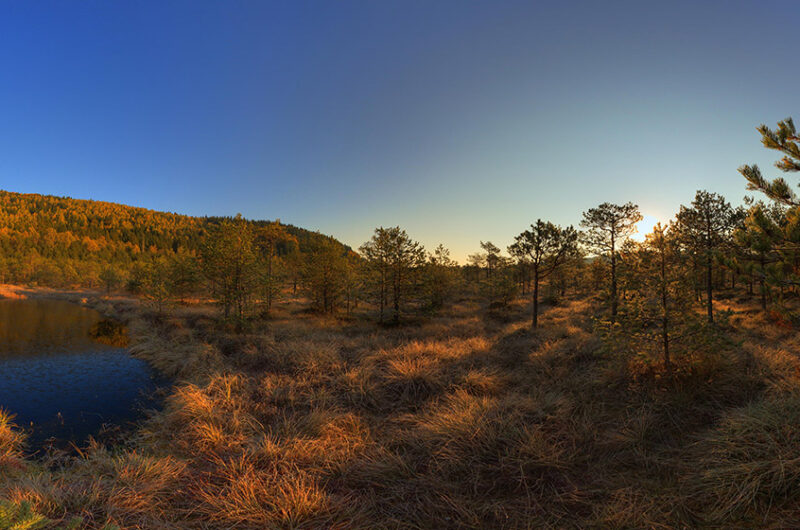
[688,395,800,525]
[0,410,26,472]
[1,443,186,528]
[190,453,354,527]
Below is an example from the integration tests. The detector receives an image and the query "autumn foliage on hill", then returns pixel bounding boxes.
[0,190,349,288]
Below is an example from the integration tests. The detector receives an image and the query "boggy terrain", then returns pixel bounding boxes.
[1,290,799,529]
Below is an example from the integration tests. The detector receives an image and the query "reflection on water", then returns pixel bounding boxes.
[0,299,105,356]
[0,299,162,449]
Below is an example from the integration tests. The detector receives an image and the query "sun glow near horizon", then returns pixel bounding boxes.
[631,214,664,242]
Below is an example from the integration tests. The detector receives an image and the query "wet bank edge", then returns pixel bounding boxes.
[0,287,174,454]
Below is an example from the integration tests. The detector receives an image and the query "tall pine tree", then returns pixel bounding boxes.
[580,202,642,321]
[509,220,578,328]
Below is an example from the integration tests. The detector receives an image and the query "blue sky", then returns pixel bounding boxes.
[1,1,798,260]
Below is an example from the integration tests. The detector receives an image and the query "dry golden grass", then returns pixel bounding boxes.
[688,396,800,523]
[0,284,26,300]
[2,291,800,527]
[0,409,26,473]
[1,443,186,528]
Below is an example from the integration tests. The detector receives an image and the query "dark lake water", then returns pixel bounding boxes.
[0,298,163,450]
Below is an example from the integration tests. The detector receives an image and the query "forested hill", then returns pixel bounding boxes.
[0,189,348,287]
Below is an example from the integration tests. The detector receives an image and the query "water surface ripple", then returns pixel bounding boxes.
[0,298,162,448]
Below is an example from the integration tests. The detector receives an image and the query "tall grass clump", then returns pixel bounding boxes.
[0,409,26,472]
[689,395,800,525]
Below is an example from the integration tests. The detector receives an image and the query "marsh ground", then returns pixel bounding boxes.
[1,290,799,528]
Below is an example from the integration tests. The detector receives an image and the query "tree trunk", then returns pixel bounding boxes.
[532,265,540,329]
[706,252,713,323]
[660,250,670,372]
[379,263,386,323]
[760,254,767,311]
[610,234,617,322]
[392,264,401,324]
[266,252,273,312]
[393,281,400,324]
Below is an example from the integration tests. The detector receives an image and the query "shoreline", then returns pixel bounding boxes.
[0,283,104,302]
[0,286,177,454]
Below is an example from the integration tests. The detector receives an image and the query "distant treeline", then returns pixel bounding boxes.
[0,190,349,287]
[4,117,800,370]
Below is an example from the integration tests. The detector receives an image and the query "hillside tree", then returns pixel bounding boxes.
[200,215,259,328]
[99,266,122,294]
[255,221,296,313]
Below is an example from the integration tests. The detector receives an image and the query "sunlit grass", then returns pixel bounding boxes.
[0,409,26,472]
[2,293,800,527]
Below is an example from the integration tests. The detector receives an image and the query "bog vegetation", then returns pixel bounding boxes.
[2,119,800,527]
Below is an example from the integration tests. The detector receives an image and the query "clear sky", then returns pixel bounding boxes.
[2,1,798,261]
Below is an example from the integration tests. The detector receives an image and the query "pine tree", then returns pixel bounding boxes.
[740,117,800,207]
[255,221,296,314]
[99,266,122,294]
[142,256,173,316]
[480,241,502,280]
[302,238,346,313]
[615,224,702,372]
[360,227,425,323]
[731,202,786,310]
[674,190,740,323]
[284,243,304,297]
[425,244,459,309]
[465,252,485,284]
[360,228,392,322]
[509,220,578,328]
[342,251,363,316]
[168,251,201,303]
[200,215,259,328]
[738,117,800,298]
[580,202,642,321]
